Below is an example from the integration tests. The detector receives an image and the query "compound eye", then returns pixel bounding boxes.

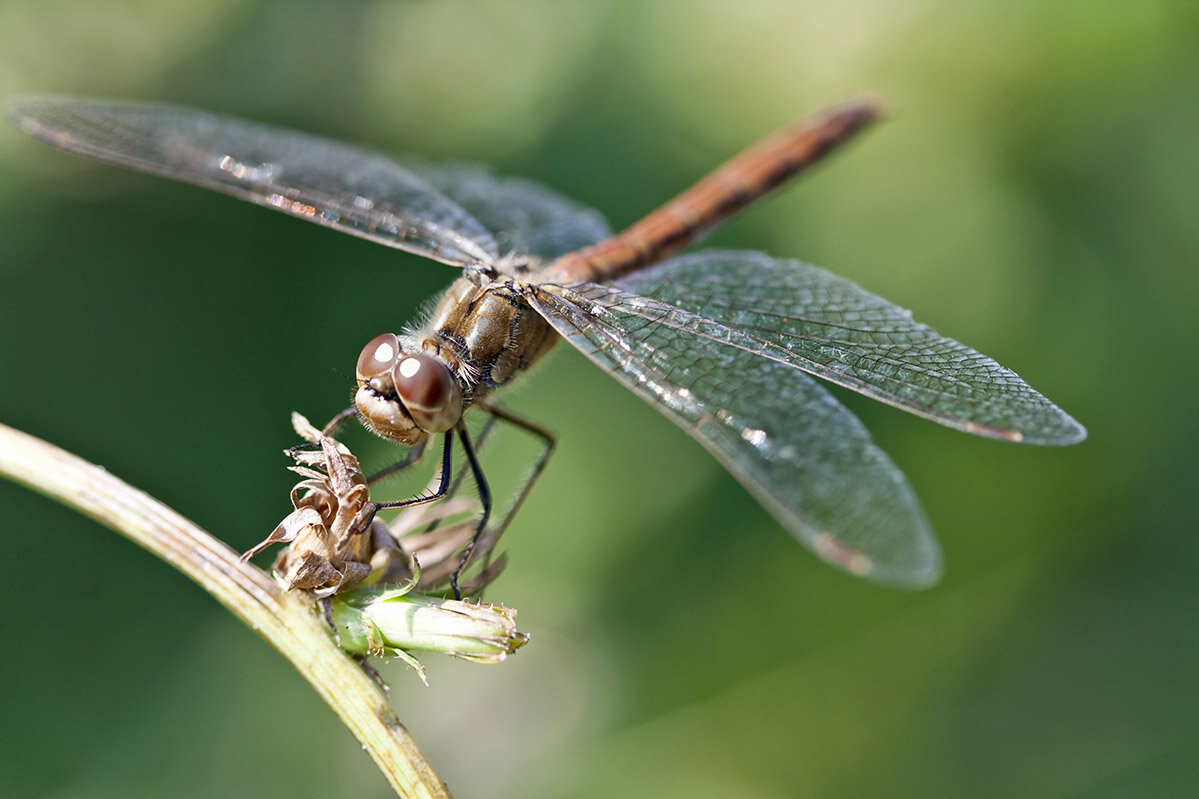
[393,353,451,412]
[392,353,462,433]
[357,333,401,381]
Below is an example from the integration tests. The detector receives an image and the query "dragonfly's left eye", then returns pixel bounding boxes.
[355,332,424,445]
[357,333,401,381]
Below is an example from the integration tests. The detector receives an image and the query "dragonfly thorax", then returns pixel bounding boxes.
[354,277,558,445]
[425,276,558,393]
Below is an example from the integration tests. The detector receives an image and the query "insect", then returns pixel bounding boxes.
[9,96,1085,590]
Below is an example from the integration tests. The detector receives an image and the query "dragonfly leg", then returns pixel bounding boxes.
[475,402,556,551]
[366,437,429,486]
[320,405,359,437]
[280,407,357,458]
[313,403,434,484]
[355,655,389,691]
[318,596,338,643]
[450,403,557,596]
[373,431,454,512]
[284,405,360,457]
[450,424,491,599]
[426,414,499,508]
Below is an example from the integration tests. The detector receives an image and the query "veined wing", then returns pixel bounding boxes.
[529,283,942,587]
[573,250,1086,446]
[8,97,496,266]
[401,159,612,264]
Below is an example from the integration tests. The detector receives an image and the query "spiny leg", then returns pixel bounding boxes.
[283,410,355,459]
[450,403,556,596]
[320,405,359,437]
[424,415,498,530]
[473,402,556,561]
[450,424,491,599]
[367,437,428,486]
[319,403,434,486]
[374,431,454,512]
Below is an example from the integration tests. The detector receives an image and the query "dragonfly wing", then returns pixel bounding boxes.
[400,159,612,264]
[577,250,1086,446]
[8,97,497,266]
[530,283,942,587]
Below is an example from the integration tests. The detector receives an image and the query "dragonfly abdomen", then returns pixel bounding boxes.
[545,97,882,284]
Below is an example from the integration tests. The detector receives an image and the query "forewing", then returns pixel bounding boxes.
[577,250,1086,445]
[530,284,942,587]
[8,97,497,266]
[401,159,612,264]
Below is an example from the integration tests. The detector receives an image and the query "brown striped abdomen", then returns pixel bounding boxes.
[545,97,883,284]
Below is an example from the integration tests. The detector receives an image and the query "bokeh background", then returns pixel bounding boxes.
[1,2,1195,797]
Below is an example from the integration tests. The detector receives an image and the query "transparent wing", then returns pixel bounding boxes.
[529,283,942,587]
[400,159,612,264]
[572,250,1086,445]
[8,97,497,266]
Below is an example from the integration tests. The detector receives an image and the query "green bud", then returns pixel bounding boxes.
[332,584,529,681]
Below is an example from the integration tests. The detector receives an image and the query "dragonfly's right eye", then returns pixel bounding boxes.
[391,352,461,434]
[357,333,401,381]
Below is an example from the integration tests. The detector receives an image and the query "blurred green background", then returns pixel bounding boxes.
[1,2,1195,797]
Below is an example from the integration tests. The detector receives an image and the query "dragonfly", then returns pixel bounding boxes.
[9,96,1086,591]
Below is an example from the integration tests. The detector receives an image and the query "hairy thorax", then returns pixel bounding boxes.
[414,276,558,406]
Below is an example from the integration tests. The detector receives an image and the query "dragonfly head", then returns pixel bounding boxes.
[354,333,462,445]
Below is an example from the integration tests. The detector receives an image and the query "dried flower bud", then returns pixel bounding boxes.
[242,413,402,596]
[243,412,528,679]
[246,410,511,597]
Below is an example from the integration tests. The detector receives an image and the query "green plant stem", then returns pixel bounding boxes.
[0,422,451,799]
